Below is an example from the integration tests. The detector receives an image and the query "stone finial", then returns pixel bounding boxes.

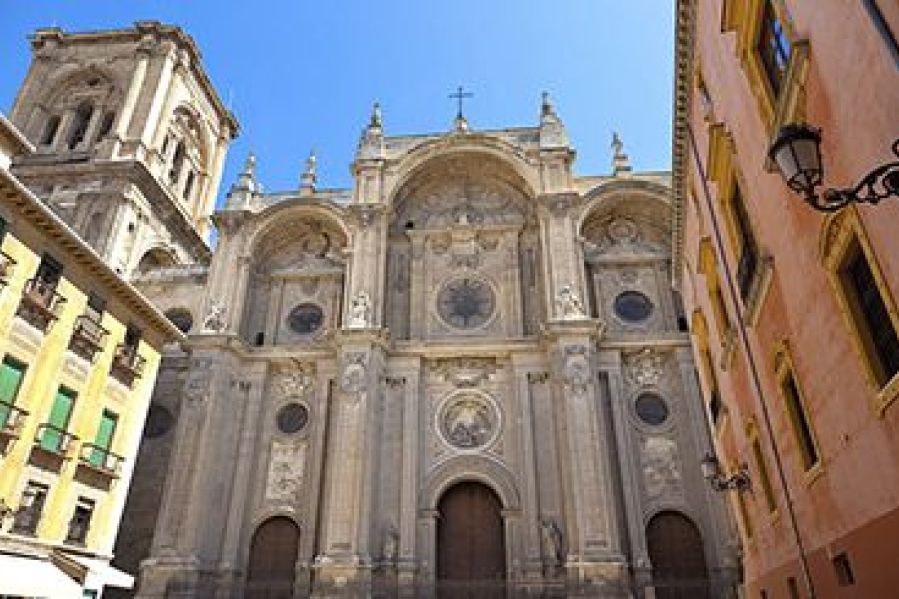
[611,131,632,176]
[300,149,317,195]
[541,91,555,118]
[453,113,471,133]
[370,101,383,129]
[357,101,385,159]
[225,152,258,209]
[539,91,570,149]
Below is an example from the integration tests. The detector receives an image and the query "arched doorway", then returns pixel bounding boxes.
[646,511,710,599]
[246,516,300,598]
[437,481,505,596]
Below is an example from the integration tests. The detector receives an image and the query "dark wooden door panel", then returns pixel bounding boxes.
[437,482,506,585]
[246,516,300,599]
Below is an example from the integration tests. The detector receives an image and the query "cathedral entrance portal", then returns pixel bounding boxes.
[436,481,506,597]
[245,516,300,598]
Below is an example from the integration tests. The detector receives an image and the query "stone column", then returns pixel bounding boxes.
[313,330,388,591]
[112,46,150,157]
[345,203,387,329]
[544,321,628,590]
[512,362,544,579]
[397,363,422,584]
[215,367,266,595]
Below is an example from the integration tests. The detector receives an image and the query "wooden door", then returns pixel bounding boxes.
[437,482,505,595]
[646,511,710,599]
[246,516,300,599]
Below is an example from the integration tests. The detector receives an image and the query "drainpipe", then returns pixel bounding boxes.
[686,123,817,598]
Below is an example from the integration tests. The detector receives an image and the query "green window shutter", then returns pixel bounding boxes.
[89,410,117,467]
[0,358,26,429]
[41,388,75,452]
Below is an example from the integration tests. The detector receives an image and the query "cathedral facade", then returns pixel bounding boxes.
[7,23,739,598]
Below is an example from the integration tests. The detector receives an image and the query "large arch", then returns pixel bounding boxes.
[645,510,710,599]
[420,455,520,511]
[245,515,301,598]
[239,202,350,346]
[386,134,540,207]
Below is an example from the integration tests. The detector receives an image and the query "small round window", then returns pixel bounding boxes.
[635,393,669,426]
[144,405,175,439]
[287,303,324,335]
[614,291,653,322]
[276,403,309,434]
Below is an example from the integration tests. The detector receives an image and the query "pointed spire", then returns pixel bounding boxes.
[225,152,258,209]
[539,91,570,149]
[611,131,632,176]
[300,149,317,195]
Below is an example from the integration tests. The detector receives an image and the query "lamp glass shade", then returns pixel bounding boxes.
[770,124,823,196]
[700,453,719,480]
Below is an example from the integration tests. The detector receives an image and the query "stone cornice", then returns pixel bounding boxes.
[671,0,697,290]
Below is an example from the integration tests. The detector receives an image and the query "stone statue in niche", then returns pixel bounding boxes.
[555,284,586,319]
[540,518,565,568]
[347,291,371,328]
[440,393,496,449]
[202,300,227,332]
[382,523,399,565]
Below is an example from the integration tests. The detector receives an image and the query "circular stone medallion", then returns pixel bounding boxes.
[439,392,498,450]
[437,276,496,329]
[276,402,309,434]
[634,393,669,426]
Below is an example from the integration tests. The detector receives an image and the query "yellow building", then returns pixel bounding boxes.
[0,114,182,597]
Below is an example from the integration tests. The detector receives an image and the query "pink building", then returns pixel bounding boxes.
[673,1,899,597]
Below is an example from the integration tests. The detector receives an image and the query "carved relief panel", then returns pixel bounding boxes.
[423,358,509,466]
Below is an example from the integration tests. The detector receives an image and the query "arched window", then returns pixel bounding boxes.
[68,102,94,150]
[97,111,115,139]
[41,115,61,146]
[169,141,186,184]
[183,170,196,201]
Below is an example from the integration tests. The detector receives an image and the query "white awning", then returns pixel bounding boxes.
[0,552,83,598]
[68,554,134,590]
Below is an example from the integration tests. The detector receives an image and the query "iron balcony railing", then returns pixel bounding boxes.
[69,313,109,361]
[78,442,124,476]
[110,344,146,387]
[0,400,28,441]
[17,277,67,332]
[33,422,78,456]
[0,251,16,285]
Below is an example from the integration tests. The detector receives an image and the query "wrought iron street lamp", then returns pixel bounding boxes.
[701,452,751,493]
[769,124,899,211]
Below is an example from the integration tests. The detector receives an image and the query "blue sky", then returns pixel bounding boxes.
[0,1,674,205]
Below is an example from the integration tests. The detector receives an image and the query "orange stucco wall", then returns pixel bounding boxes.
[681,0,899,596]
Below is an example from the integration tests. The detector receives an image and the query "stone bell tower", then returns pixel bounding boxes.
[7,21,238,277]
